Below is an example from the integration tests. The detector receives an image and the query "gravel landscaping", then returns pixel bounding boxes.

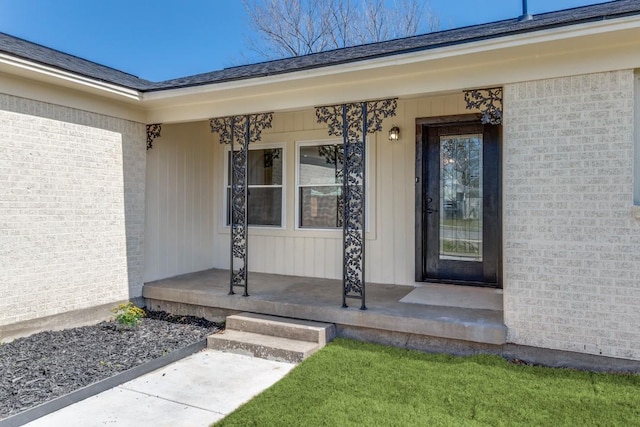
[0,310,222,420]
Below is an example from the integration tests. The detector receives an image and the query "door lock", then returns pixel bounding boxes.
[426,196,438,214]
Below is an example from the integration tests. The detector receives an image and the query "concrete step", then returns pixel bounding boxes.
[226,312,335,345]
[207,330,321,363]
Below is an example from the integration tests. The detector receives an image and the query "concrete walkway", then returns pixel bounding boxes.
[24,350,296,427]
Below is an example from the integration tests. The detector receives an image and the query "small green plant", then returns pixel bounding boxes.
[111,303,146,329]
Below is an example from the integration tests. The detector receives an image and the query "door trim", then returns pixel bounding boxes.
[415,114,502,288]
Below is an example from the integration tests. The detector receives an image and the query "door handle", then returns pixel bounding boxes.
[426,196,438,214]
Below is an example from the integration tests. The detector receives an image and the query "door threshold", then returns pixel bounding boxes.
[421,278,501,288]
[400,282,502,311]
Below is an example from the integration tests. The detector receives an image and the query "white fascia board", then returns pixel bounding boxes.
[142,14,640,104]
[0,53,141,101]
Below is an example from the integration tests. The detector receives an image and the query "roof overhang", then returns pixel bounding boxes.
[0,52,146,122]
[0,53,141,101]
[2,13,640,124]
[141,14,640,123]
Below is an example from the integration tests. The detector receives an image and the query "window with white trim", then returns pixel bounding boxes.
[225,146,284,227]
[297,141,346,229]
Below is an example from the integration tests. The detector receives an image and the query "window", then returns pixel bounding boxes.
[297,142,344,229]
[225,146,284,227]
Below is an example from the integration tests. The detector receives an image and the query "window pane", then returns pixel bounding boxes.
[228,148,283,186]
[439,134,483,261]
[248,149,282,185]
[299,145,343,186]
[299,186,342,228]
[227,187,282,226]
[249,187,282,226]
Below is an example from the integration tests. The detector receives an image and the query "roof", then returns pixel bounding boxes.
[0,32,155,90]
[1,0,639,93]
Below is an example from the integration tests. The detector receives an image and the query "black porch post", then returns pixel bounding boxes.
[341,104,349,308]
[360,102,368,309]
[316,99,396,309]
[210,113,273,296]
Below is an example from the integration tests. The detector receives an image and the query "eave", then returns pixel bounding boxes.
[1,13,640,125]
[0,53,141,101]
[141,15,640,123]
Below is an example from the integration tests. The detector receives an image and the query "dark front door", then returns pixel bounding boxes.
[416,119,501,287]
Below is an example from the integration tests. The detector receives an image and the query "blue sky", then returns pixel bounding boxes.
[0,0,610,82]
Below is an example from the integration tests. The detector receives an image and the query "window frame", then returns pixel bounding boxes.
[222,142,286,230]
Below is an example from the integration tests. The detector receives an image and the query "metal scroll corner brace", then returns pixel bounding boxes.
[146,124,162,150]
[315,98,397,310]
[209,113,273,296]
[464,88,503,125]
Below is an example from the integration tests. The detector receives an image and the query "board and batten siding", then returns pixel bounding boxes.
[143,94,472,285]
[144,121,217,281]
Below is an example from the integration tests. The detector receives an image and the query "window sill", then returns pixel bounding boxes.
[217,226,377,240]
[633,206,640,220]
[218,226,288,238]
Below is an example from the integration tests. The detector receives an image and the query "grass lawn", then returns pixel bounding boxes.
[215,339,640,427]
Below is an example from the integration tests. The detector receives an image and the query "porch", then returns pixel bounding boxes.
[143,269,506,349]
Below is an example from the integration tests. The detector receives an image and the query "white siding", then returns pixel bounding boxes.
[144,95,471,285]
[144,121,216,281]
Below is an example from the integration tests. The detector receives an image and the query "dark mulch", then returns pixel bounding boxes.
[0,310,222,420]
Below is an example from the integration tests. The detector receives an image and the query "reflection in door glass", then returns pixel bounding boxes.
[439,134,483,261]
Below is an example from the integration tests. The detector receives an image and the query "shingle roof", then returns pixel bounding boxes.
[1,0,639,92]
[0,32,155,89]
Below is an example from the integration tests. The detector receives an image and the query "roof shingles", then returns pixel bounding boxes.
[0,0,638,92]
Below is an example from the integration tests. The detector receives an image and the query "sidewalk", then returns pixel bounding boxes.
[24,350,296,427]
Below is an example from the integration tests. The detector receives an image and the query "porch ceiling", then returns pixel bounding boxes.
[142,269,507,345]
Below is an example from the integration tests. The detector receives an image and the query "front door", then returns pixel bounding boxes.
[416,119,501,287]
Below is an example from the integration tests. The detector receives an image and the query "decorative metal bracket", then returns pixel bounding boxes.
[210,113,273,296]
[146,124,162,150]
[316,99,397,310]
[464,88,503,125]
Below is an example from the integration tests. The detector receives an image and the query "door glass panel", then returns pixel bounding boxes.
[439,134,483,261]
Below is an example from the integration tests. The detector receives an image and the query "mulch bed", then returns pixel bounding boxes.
[0,310,222,420]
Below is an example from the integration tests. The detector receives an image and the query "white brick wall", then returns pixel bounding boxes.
[0,94,146,326]
[503,70,640,360]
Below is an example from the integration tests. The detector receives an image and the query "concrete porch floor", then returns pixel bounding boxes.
[143,269,506,347]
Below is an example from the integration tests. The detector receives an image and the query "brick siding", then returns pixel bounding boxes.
[0,94,146,326]
[503,70,640,360]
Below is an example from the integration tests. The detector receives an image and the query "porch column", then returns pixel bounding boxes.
[210,113,273,296]
[316,99,397,309]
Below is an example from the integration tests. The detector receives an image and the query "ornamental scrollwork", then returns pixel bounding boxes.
[315,99,397,137]
[365,98,397,133]
[464,88,503,125]
[209,113,273,296]
[209,113,273,145]
[315,99,397,309]
[146,124,162,150]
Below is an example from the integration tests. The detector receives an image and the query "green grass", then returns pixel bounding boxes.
[215,339,640,427]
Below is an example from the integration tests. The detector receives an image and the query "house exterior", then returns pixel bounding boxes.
[1,1,640,365]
